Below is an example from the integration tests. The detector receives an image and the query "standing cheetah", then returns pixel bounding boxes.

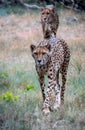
[30,38,70,114]
[41,5,59,39]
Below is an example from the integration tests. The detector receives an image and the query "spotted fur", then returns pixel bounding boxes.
[30,38,70,114]
[41,5,59,39]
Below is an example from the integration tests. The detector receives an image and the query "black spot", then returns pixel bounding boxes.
[40,83,43,86]
[49,69,52,71]
[48,75,52,79]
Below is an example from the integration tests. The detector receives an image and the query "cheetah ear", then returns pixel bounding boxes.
[45,44,51,52]
[47,5,55,12]
[30,45,36,52]
[52,8,55,13]
[41,7,44,12]
[50,7,55,13]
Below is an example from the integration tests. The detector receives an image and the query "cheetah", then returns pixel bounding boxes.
[41,5,59,39]
[30,38,70,114]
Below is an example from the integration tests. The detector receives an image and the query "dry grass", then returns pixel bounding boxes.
[0,5,85,130]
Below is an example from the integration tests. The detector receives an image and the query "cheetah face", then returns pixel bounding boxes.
[30,44,51,66]
[41,7,54,23]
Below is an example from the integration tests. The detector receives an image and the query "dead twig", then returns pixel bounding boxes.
[16,0,43,9]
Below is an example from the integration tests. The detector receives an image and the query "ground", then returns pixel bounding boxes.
[0,5,85,130]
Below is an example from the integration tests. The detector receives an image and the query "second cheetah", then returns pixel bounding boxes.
[41,5,59,39]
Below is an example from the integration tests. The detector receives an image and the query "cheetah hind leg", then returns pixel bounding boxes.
[53,70,61,110]
[61,70,67,105]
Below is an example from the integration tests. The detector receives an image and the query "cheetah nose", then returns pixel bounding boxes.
[44,18,47,21]
[38,60,41,63]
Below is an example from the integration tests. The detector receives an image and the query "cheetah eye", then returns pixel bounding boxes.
[47,12,49,15]
[42,52,46,55]
[42,12,44,15]
[34,52,38,55]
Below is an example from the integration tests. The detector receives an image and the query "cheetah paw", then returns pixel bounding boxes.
[53,103,60,110]
[43,108,51,115]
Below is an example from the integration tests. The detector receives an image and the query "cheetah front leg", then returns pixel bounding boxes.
[44,23,51,38]
[43,71,56,114]
[38,74,45,102]
[54,84,61,110]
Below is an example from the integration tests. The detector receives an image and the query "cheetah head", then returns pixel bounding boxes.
[41,6,55,23]
[30,44,51,66]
